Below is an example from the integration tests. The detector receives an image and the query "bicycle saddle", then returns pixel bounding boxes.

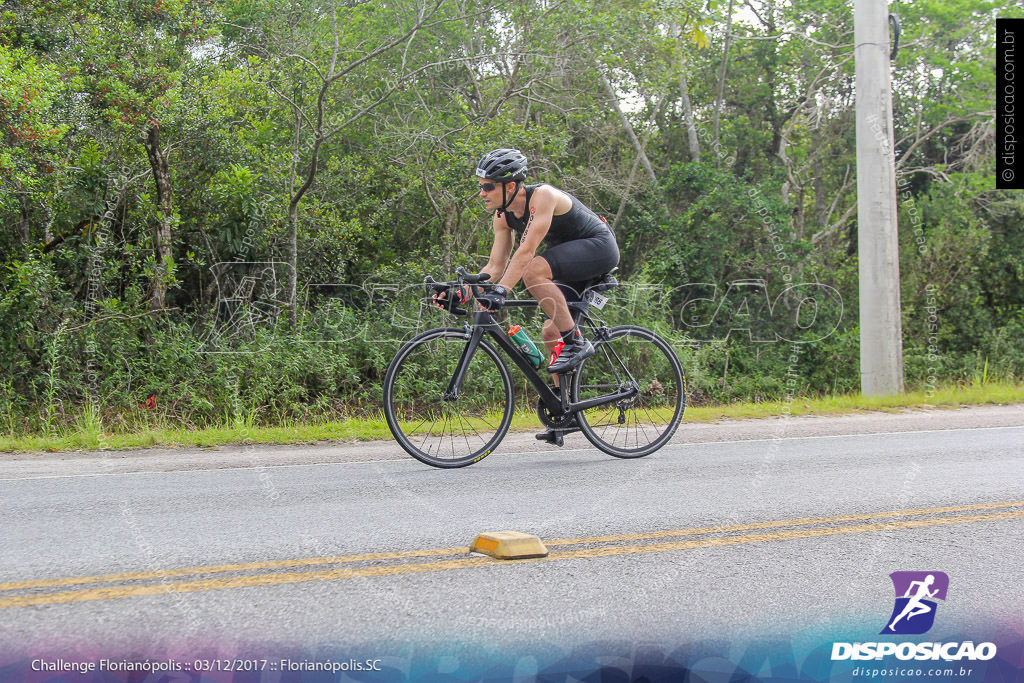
[581,267,619,295]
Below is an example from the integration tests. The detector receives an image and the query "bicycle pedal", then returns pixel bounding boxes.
[535,429,565,447]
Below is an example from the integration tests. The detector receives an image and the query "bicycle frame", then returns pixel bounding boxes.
[388,268,684,466]
[443,302,639,417]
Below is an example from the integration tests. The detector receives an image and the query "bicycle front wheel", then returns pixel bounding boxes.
[383,328,514,468]
[572,325,685,458]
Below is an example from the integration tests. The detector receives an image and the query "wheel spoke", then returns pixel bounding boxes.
[384,330,513,468]
[573,326,684,458]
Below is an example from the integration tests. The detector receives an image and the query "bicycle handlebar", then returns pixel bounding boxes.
[425,269,494,292]
[456,267,491,284]
[424,268,496,315]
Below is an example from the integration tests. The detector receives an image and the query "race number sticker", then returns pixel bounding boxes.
[583,290,608,310]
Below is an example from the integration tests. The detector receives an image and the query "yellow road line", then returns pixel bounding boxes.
[3,500,1021,593]
[2,508,1021,609]
[549,510,1024,561]
[543,499,1024,546]
[0,556,496,609]
[0,547,467,592]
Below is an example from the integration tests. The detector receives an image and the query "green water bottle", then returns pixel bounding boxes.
[508,324,544,369]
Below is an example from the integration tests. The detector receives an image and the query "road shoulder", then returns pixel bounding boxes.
[1,404,1021,480]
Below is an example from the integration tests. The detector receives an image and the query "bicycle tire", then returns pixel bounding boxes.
[572,325,685,458]
[383,327,514,468]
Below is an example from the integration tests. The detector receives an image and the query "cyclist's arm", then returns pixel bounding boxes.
[497,188,554,290]
[481,214,514,286]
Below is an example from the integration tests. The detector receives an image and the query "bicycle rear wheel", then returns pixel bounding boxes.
[383,328,514,468]
[572,325,685,458]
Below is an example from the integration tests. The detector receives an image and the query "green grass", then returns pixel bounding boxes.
[1,382,1021,454]
[683,382,1024,421]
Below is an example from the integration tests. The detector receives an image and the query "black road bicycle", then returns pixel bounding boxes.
[382,267,686,468]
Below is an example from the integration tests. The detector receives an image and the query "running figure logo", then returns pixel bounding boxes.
[881,571,950,635]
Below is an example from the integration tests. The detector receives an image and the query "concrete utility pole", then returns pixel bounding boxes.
[855,0,904,396]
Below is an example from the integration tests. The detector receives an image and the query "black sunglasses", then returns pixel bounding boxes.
[478,182,496,192]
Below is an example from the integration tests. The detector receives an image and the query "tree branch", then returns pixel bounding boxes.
[812,202,857,245]
[894,115,973,172]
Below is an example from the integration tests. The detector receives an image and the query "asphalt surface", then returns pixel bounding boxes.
[1,405,1022,665]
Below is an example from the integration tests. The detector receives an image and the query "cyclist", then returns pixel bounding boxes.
[435,147,619,444]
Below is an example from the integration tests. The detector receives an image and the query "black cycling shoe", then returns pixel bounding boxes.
[547,339,594,374]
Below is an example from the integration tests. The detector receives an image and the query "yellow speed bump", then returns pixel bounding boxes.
[469,531,549,560]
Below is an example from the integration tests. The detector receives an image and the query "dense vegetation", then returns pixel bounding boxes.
[1,0,1022,435]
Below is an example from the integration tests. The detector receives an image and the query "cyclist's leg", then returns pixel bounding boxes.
[522,256,574,334]
[527,236,617,373]
[523,258,581,445]
[541,318,559,354]
[540,284,585,387]
[524,257,590,372]
[537,237,618,373]
[523,257,576,359]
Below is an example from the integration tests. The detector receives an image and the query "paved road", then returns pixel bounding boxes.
[1,406,1022,672]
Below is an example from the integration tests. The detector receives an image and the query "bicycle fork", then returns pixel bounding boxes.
[442,325,487,401]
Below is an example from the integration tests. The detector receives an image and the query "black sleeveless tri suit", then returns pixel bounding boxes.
[502,184,619,298]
